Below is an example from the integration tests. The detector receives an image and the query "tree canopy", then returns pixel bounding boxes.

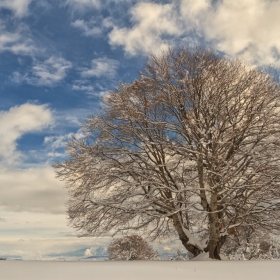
[107,235,154,260]
[54,46,280,259]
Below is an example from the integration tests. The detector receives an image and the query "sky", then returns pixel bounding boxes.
[1,0,280,260]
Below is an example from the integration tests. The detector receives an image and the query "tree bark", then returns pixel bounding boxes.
[208,192,222,260]
[172,214,202,257]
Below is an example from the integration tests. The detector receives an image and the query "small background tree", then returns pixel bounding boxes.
[107,235,155,260]
[222,229,280,260]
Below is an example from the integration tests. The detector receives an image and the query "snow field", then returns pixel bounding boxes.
[1,260,280,280]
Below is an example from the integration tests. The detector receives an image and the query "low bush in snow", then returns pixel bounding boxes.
[107,235,155,261]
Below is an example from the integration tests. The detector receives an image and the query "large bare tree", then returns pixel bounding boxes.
[54,47,280,259]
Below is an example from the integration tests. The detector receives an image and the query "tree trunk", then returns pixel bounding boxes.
[208,192,222,260]
[172,214,202,257]
[208,193,227,260]
[205,235,227,260]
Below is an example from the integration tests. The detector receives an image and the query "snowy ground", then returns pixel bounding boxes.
[1,260,280,280]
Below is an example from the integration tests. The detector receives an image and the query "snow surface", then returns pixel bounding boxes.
[191,252,228,261]
[1,260,280,280]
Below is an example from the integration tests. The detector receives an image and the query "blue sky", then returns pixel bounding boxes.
[1,0,280,260]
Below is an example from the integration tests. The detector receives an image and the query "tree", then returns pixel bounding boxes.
[222,226,280,260]
[226,236,280,260]
[107,235,155,260]
[54,46,280,259]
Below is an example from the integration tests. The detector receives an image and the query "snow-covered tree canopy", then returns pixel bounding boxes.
[107,235,154,261]
[54,46,280,259]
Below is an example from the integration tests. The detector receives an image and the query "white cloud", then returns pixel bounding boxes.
[64,0,134,12]
[84,246,107,257]
[0,32,20,46]
[163,246,172,251]
[84,248,92,257]
[0,166,67,214]
[32,57,72,85]
[0,103,69,227]
[44,129,85,160]
[108,0,280,66]
[72,19,102,36]
[0,23,35,55]
[0,103,53,165]
[54,108,96,129]
[80,57,119,78]
[200,0,280,66]
[12,56,72,86]
[73,87,109,98]
[109,2,180,55]
[44,129,84,151]
[64,0,100,11]
[72,84,95,93]
[0,0,32,17]
[72,79,110,97]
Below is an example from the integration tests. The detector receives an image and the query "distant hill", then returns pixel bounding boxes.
[0,255,22,261]
[45,247,108,260]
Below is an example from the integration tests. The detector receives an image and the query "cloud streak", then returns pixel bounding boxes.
[72,57,119,96]
[80,57,119,78]
[64,0,100,11]
[12,56,72,86]
[44,129,84,159]
[0,0,32,17]
[72,19,102,36]
[0,23,35,55]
